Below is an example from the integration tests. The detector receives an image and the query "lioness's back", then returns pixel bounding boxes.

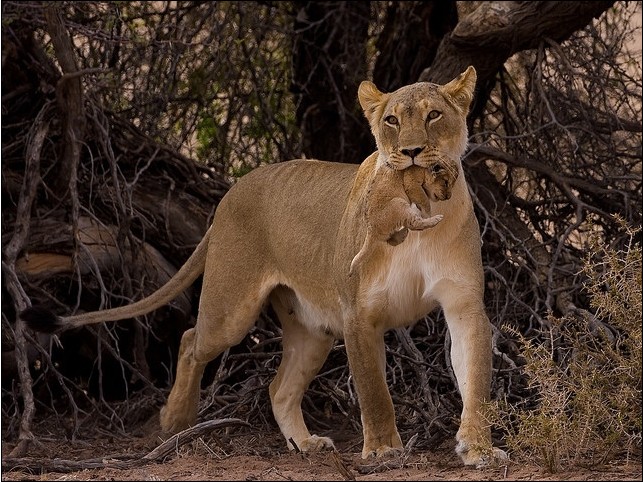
[224,159,357,227]
[211,159,360,276]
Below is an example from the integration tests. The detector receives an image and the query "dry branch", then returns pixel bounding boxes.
[421,1,615,85]
[1,418,250,473]
[1,1,639,465]
[2,101,52,458]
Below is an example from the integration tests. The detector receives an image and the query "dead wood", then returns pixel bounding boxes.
[0,418,250,473]
[1,1,639,464]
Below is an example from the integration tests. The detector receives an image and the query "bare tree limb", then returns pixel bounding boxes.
[1,418,250,473]
[420,1,615,119]
[2,104,51,458]
[44,4,86,194]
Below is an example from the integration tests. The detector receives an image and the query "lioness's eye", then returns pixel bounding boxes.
[384,115,398,125]
[427,110,441,121]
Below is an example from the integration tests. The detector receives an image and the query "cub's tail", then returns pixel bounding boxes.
[20,227,211,334]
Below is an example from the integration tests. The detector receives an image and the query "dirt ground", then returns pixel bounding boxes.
[2,424,641,481]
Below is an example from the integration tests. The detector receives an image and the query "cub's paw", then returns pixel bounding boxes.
[456,440,509,468]
[409,213,443,231]
[422,214,443,228]
[295,435,336,453]
[387,227,409,246]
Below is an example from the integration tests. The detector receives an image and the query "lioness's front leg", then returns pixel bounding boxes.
[269,293,335,453]
[344,316,403,458]
[441,293,508,466]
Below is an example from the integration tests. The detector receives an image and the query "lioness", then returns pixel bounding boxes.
[349,156,459,276]
[21,66,506,466]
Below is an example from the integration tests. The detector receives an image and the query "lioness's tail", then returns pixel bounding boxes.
[20,227,212,334]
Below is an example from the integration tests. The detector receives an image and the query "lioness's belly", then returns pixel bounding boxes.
[276,231,445,338]
[273,285,346,338]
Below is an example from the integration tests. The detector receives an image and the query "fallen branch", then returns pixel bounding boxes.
[1,418,250,474]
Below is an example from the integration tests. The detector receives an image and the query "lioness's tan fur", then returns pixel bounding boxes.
[22,66,506,466]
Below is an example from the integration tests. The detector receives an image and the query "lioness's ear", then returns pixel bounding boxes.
[358,81,386,126]
[441,66,477,113]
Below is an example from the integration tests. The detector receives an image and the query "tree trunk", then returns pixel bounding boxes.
[291,1,372,163]
[419,1,615,121]
[373,1,458,92]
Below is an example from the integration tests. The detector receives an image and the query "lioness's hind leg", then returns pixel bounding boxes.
[269,292,335,453]
[161,260,275,433]
[160,327,208,432]
[160,311,248,433]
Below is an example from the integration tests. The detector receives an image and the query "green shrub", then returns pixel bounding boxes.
[486,221,641,472]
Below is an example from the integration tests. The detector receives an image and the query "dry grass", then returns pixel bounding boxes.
[485,219,642,472]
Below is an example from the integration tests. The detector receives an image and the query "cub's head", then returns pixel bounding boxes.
[358,66,476,170]
[425,155,460,202]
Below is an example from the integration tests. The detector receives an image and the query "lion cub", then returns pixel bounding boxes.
[350,156,458,275]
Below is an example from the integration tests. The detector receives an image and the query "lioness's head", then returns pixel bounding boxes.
[358,66,476,170]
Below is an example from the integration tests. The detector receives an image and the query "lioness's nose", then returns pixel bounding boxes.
[401,146,424,159]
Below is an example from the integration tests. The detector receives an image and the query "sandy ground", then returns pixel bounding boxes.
[2,425,641,481]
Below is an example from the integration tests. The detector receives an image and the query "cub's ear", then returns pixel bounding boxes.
[358,81,387,126]
[440,65,477,113]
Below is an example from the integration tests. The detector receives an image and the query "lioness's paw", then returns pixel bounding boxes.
[159,405,193,434]
[296,435,335,453]
[456,440,509,468]
[362,445,404,459]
